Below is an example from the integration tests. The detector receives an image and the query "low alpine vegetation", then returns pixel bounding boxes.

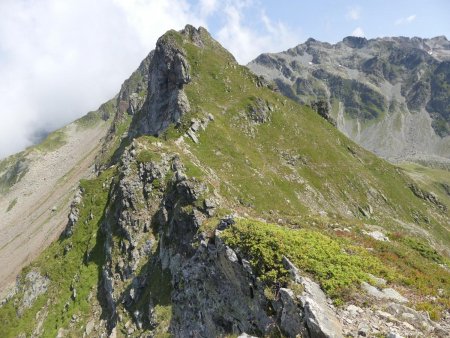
[221,218,390,301]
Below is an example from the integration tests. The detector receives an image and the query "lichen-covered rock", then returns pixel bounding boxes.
[19,270,49,312]
[278,288,305,337]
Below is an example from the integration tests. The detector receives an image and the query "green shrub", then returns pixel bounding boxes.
[401,236,444,264]
[221,218,389,300]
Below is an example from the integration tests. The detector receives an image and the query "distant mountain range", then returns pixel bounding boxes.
[248,35,450,166]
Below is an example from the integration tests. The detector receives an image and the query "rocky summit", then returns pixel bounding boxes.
[248,36,450,167]
[0,25,449,338]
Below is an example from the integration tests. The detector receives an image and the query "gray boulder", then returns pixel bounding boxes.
[361,282,407,303]
[282,256,343,338]
[363,230,389,242]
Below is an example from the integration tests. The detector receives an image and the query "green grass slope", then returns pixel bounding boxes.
[161,28,449,243]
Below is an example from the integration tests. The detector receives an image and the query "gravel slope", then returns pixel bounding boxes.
[0,121,109,295]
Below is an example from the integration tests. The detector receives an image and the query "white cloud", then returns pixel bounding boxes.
[346,7,361,20]
[0,0,300,159]
[0,0,203,158]
[199,0,218,16]
[351,27,365,37]
[395,14,417,25]
[217,2,299,64]
[112,0,205,48]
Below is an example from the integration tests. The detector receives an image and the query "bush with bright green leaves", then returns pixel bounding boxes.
[221,218,390,300]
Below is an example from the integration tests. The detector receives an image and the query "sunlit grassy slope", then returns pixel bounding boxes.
[161,29,449,244]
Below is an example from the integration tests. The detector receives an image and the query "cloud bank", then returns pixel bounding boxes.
[0,0,299,159]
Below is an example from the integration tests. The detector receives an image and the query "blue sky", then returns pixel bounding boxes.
[0,0,449,158]
[202,0,450,60]
[230,0,450,43]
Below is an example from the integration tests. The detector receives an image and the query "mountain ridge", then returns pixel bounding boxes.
[248,34,450,166]
[0,25,449,338]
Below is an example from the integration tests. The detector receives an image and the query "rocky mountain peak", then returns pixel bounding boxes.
[180,24,210,47]
[129,25,218,138]
[342,36,369,48]
[305,37,317,44]
[132,29,191,137]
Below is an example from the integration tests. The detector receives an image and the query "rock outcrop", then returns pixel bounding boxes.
[62,188,83,238]
[132,29,192,136]
[409,183,447,211]
[93,136,349,337]
[168,232,276,337]
[361,282,408,303]
[338,302,449,337]
[19,270,49,313]
[282,257,343,338]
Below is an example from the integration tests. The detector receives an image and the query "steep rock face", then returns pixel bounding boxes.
[132,30,191,136]
[117,51,153,119]
[166,231,276,337]
[248,36,450,165]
